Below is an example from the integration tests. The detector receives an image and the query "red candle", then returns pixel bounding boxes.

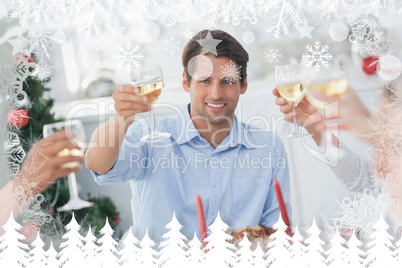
[274,179,292,236]
[196,195,207,242]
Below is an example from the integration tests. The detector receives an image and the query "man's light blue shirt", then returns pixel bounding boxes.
[91,104,291,242]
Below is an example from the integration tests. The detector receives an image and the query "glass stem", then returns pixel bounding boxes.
[67,173,79,199]
[150,105,156,137]
[319,110,326,149]
[293,105,300,132]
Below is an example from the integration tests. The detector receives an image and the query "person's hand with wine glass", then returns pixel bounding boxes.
[274,64,312,138]
[273,87,373,146]
[272,87,325,144]
[19,130,84,191]
[112,84,152,124]
[85,84,152,175]
[0,130,84,229]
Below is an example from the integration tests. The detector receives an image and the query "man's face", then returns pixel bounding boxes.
[182,55,248,126]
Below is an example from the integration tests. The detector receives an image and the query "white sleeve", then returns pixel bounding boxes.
[330,141,377,193]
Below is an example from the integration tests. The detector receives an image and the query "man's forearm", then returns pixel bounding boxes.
[85,114,133,175]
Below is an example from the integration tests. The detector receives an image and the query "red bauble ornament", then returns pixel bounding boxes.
[8,109,29,129]
[112,214,120,224]
[362,55,379,75]
[23,53,36,63]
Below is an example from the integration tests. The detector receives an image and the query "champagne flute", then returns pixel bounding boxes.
[43,120,93,211]
[305,59,348,159]
[130,64,171,143]
[305,61,348,120]
[275,64,310,138]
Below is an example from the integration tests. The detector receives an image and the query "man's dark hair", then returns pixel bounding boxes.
[182,30,249,87]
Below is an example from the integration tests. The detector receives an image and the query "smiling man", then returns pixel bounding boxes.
[86,30,291,242]
[183,52,246,148]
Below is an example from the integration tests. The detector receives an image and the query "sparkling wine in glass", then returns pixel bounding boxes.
[43,120,93,211]
[130,64,171,143]
[305,64,349,118]
[305,59,349,159]
[275,64,310,138]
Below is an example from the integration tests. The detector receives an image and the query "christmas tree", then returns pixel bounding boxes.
[158,212,188,268]
[119,226,141,267]
[7,52,120,241]
[82,224,101,267]
[138,229,159,268]
[0,211,30,267]
[303,217,326,267]
[394,234,402,266]
[326,227,347,267]
[10,54,58,150]
[29,232,47,268]
[45,241,60,267]
[97,217,120,266]
[58,213,85,267]
[345,230,366,267]
[252,240,267,268]
[288,226,308,267]
[234,231,254,268]
[203,212,237,267]
[365,213,395,268]
[267,213,292,267]
[186,231,205,267]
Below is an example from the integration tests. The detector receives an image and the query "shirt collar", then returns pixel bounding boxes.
[174,104,258,149]
[174,104,199,145]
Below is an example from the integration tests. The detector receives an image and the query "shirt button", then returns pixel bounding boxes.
[214,183,217,187]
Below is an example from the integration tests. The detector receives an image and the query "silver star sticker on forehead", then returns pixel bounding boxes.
[196,31,222,56]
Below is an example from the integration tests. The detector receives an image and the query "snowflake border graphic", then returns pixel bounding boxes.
[264,46,284,66]
[265,1,306,39]
[0,132,26,178]
[35,61,53,83]
[220,60,242,83]
[26,31,60,61]
[302,41,332,72]
[164,38,181,56]
[76,48,96,65]
[114,41,144,71]
[349,17,388,56]
[332,186,390,242]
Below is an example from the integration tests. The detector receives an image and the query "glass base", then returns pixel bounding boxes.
[324,118,346,125]
[58,198,93,212]
[140,131,171,143]
[307,146,345,167]
[285,131,313,139]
